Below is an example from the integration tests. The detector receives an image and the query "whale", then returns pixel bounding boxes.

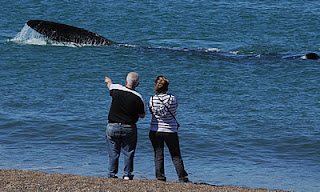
[26,20,114,46]
[26,20,319,60]
[302,52,320,60]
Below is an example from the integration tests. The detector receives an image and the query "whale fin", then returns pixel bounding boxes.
[26,20,114,46]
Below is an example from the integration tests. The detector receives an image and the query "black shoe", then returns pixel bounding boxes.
[179,176,190,183]
[109,175,118,179]
[157,178,166,182]
[157,176,166,182]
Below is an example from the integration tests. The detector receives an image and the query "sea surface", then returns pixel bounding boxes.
[1,1,320,192]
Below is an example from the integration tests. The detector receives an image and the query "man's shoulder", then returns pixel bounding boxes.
[110,84,124,90]
[111,84,144,101]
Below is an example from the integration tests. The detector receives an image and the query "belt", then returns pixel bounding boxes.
[108,121,135,125]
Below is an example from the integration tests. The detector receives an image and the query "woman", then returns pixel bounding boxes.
[149,75,189,182]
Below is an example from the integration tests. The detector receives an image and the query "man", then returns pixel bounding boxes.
[104,72,145,180]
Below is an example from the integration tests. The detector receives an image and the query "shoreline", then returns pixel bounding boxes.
[0,169,290,192]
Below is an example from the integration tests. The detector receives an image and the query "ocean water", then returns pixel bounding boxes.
[1,1,320,192]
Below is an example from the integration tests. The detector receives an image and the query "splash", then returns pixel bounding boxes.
[11,24,79,47]
[11,24,48,45]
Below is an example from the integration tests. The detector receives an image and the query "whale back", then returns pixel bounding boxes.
[26,20,113,46]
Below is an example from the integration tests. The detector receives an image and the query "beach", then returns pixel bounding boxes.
[0,169,289,192]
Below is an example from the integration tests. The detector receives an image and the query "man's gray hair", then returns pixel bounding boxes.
[126,72,140,88]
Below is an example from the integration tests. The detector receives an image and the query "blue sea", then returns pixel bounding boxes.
[1,1,320,191]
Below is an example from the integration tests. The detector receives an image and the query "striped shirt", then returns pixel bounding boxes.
[149,93,179,133]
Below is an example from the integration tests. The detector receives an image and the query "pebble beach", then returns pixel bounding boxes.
[0,169,289,192]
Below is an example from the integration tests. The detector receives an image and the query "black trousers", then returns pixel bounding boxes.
[149,131,188,181]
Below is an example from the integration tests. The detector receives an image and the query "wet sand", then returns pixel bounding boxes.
[0,169,290,192]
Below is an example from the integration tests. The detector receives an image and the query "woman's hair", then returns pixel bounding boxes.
[155,75,169,94]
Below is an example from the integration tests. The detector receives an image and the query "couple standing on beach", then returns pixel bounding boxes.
[104,72,189,182]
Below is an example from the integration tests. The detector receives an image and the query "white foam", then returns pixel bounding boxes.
[10,24,82,47]
[229,51,239,55]
[207,48,222,52]
[25,166,64,171]
[10,24,48,45]
[300,55,307,59]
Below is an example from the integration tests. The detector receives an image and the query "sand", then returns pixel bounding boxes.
[0,169,290,192]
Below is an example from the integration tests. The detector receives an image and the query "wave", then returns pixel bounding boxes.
[10,23,319,60]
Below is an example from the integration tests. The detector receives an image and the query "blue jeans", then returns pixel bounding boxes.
[106,123,137,178]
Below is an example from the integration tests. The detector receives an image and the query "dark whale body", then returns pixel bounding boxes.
[26,20,319,60]
[304,53,320,60]
[26,20,113,46]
